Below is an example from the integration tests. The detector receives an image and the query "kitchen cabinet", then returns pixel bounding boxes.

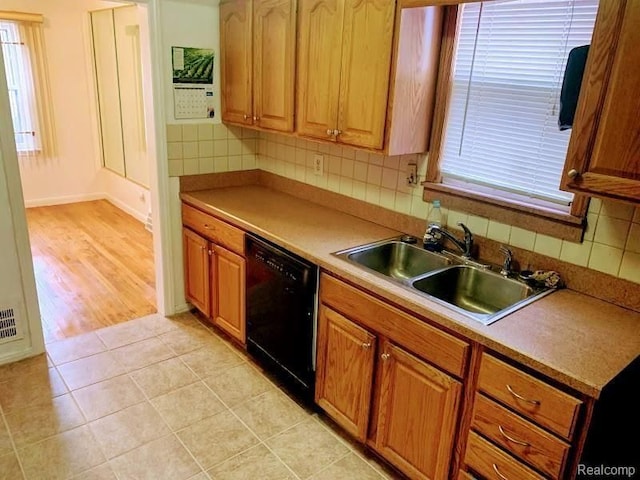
[182,227,210,316]
[460,353,582,479]
[315,305,376,442]
[375,341,462,480]
[297,1,443,153]
[562,1,640,203]
[211,245,246,343]
[220,0,296,132]
[317,273,467,480]
[182,203,246,343]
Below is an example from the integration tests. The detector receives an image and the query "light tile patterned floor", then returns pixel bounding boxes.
[0,312,402,480]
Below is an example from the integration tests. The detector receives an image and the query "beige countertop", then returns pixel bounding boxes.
[182,185,640,398]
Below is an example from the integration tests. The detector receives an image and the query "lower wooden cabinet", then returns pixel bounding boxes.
[315,305,376,442]
[315,297,463,480]
[182,226,246,344]
[211,244,246,343]
[183,228,210,316]
[374,341,462,480]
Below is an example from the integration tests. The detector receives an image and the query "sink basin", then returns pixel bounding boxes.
[342,240,451,280]
[333,237,554,325]
[412,265,533,314]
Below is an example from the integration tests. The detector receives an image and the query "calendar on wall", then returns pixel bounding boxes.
[173,86,214,119]
[171,46,215,119]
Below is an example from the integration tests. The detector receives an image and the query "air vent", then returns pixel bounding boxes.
[0,308,18,341]
[145,211,152,232]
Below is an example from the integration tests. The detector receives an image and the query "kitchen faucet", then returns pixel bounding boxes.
[425,222,474,259]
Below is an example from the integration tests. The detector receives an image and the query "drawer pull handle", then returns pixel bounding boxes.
[492,463,509,480]
[506,384,540,405]
[381,353,390,361]
[203,224,213,230]
[498,425,530,446]
[361,342,372,349]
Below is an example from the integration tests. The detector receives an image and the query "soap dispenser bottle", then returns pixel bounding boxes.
[423,200,443,251]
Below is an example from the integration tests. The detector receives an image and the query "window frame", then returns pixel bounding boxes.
[423,4,589,243]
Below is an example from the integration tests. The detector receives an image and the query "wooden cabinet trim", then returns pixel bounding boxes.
[320,273,469,377]
[477,354,582,440]
[182,204,245,255]
[315,305,376,441]
[472,394,571,479]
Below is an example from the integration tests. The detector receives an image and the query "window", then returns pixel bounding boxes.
[0,14,55,159]
[0,21,38,153]
[425,0,599,235]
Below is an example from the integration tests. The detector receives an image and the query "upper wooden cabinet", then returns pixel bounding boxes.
[220,0,296,132]
[562,1,640,203]
[297,1,443,153]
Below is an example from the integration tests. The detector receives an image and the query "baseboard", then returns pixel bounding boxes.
[104,195,147,224]
[173,303,192,314]
[24,193,104,208]
[0,345,43,367]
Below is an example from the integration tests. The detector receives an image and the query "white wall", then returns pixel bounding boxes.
[0,0,123,205]
[160,0,220,312]
[161,0,220,125]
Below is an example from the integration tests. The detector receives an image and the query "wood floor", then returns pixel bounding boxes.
[26,200,156,342]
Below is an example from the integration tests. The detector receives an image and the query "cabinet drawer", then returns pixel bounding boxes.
[182,204,244,255]
[465,432,545,480]
[472,394,570,479]
[320,274,469,377]
[477,354,582,439]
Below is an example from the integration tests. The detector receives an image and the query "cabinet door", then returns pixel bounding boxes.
[337,0,395,149]
[315,305,376,442]
[296,0,344,141]
[220,0,253,125]
[253,0,296,132]
[183,228,210,316]
[375,342,462,480]
[211,244,246,343]
[562,1,640,202]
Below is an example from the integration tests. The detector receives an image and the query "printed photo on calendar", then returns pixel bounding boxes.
[172,46,214,84]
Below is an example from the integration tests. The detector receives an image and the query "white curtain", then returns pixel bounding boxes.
[0,14,56,161]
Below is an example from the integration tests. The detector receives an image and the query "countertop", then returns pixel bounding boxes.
[181,185,640,398]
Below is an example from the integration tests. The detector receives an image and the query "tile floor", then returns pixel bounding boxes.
[0,312,401,480]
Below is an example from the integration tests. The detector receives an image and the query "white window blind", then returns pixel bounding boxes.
[0,21,38,153]
[440,0,599,207]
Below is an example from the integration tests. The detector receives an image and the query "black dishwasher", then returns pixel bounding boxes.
[245,233,318,403]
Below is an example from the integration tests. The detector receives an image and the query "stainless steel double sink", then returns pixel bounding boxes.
[334,238,554,325]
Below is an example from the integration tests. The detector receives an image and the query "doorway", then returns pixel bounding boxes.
[0,0,167,344]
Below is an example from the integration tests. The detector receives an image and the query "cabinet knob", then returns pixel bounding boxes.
[381,353,390,361]
[333,129,341,136]
[243,114,249,120]
[253,116,260,122]
[567,169,580,179]
[361,342,372,350]
[326,129,333,136]
[208,249,213,256]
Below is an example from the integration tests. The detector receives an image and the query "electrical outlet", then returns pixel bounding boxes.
[313,154,324,176]
[406,163,418,186]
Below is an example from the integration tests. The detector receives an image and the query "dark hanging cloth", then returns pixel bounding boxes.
[558,45,590,131]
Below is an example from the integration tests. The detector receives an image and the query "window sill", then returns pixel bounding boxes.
[422,182,585,242]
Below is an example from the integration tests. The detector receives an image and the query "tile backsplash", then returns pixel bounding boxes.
[166,123,257,177]
[169,125,640,285]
